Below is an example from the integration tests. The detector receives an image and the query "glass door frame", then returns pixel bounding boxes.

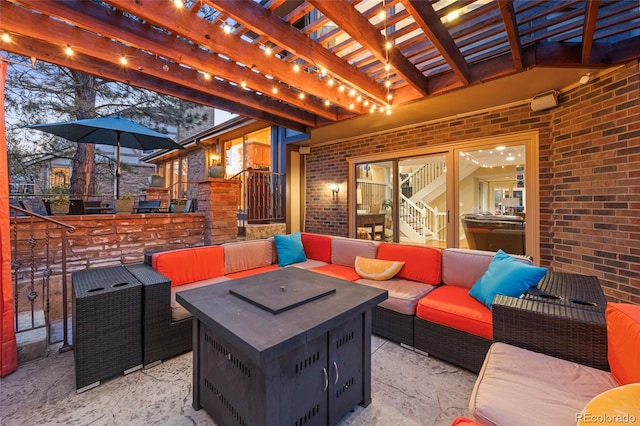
[347,130,540,262]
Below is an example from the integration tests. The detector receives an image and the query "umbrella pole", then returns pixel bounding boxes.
[116,138,121,199]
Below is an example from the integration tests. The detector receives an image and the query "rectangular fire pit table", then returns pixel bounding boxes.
[176,267,388,426]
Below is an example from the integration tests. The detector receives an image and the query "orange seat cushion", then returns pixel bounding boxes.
[606,303,640,385]
[225,264,280,279]
[301,232,333,263]
[310,264,361,281]
[152,245,225,287]
[376,243,442,285]
[416,285,492,340]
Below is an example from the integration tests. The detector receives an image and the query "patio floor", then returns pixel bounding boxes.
[1,335,477,425]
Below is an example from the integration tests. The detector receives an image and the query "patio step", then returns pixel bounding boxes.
[15,310,48,365]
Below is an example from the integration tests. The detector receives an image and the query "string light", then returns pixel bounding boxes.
[382,0,392,115]
[1,32,11,43]
[272,86,278,94]
[119,56,128,66]
[264,46,272,56]
[324,99,330,106]
[338,85,345,92]
[203,72,211,81]
[174,0,184,9]
[223,24,232,34]
[327,78,334,87]
[349,103,355,110]
[241,80,247,89]
[64,45,74,56]
[349,89,356,97]
[293,63,300,72]
[298,92,305,100]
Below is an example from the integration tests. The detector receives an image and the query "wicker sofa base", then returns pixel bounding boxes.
[372,306,414,347]
[492,295,609,371]
[413,317,492,373]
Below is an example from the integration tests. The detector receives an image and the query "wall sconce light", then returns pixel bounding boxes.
[329,183,340,200]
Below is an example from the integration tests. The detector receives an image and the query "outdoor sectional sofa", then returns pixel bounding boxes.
[141,232,602,374]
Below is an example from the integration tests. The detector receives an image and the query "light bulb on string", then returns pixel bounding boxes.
[293,63,300,72]
[1,32,11,43]
[119,56,128,66]
[64,45,74,56]
[223,24,232,34]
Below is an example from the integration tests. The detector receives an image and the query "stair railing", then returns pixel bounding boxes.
[10,204,75,353]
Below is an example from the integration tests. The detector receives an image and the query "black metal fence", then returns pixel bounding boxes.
[231,169,285,236]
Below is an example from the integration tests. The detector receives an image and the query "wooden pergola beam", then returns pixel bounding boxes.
[400,0,471,85]
[206,0,389,105]
[104,0,358,113]
[582,1,601,64]
[13,0,341,122]
[497,0,523,70]
[308,0,431,97]
[1,3,319,129]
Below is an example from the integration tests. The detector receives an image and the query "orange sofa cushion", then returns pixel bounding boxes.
[301,232,333,263]
[225,264,280,280]
[606,303,640,385]
[376,243,442,285]
[416,285,492,340]
[310,264,361,281]
[152,245,225,287]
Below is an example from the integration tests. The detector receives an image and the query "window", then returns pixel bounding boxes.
[49,167,70,189]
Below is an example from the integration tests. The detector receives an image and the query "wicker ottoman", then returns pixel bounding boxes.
[72,266,143,392]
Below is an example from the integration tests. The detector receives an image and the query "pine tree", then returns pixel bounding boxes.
[5,54,205,197]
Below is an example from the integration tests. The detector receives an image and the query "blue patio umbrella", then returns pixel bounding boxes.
[26,116,184,198]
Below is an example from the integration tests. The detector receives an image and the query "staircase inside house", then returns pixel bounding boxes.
[398,163,447,244]
[357,161,449,245]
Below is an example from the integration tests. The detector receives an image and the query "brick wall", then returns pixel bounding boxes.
[304,61,639,303]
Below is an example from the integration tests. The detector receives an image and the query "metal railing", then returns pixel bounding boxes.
[230,169,285,235]
[9,204,75,353]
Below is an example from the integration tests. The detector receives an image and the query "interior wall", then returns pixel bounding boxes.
[303,61,639,304]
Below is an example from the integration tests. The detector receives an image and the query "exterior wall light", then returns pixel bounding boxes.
[329,183,340,200]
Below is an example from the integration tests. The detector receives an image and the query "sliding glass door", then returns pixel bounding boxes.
[350,132,538,259]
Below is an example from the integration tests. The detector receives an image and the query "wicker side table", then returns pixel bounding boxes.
[493,295,608,371]
[72,266,143,392]
[524,271,607,313]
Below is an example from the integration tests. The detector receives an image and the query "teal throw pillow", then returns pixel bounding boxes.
[274,232,307,267]
[468,249,547,309]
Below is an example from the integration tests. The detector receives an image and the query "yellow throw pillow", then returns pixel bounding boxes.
[355,256,405,281]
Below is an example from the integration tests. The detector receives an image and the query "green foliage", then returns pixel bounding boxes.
[45,185,70,205]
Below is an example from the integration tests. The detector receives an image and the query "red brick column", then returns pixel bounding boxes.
[197,178,240,245]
